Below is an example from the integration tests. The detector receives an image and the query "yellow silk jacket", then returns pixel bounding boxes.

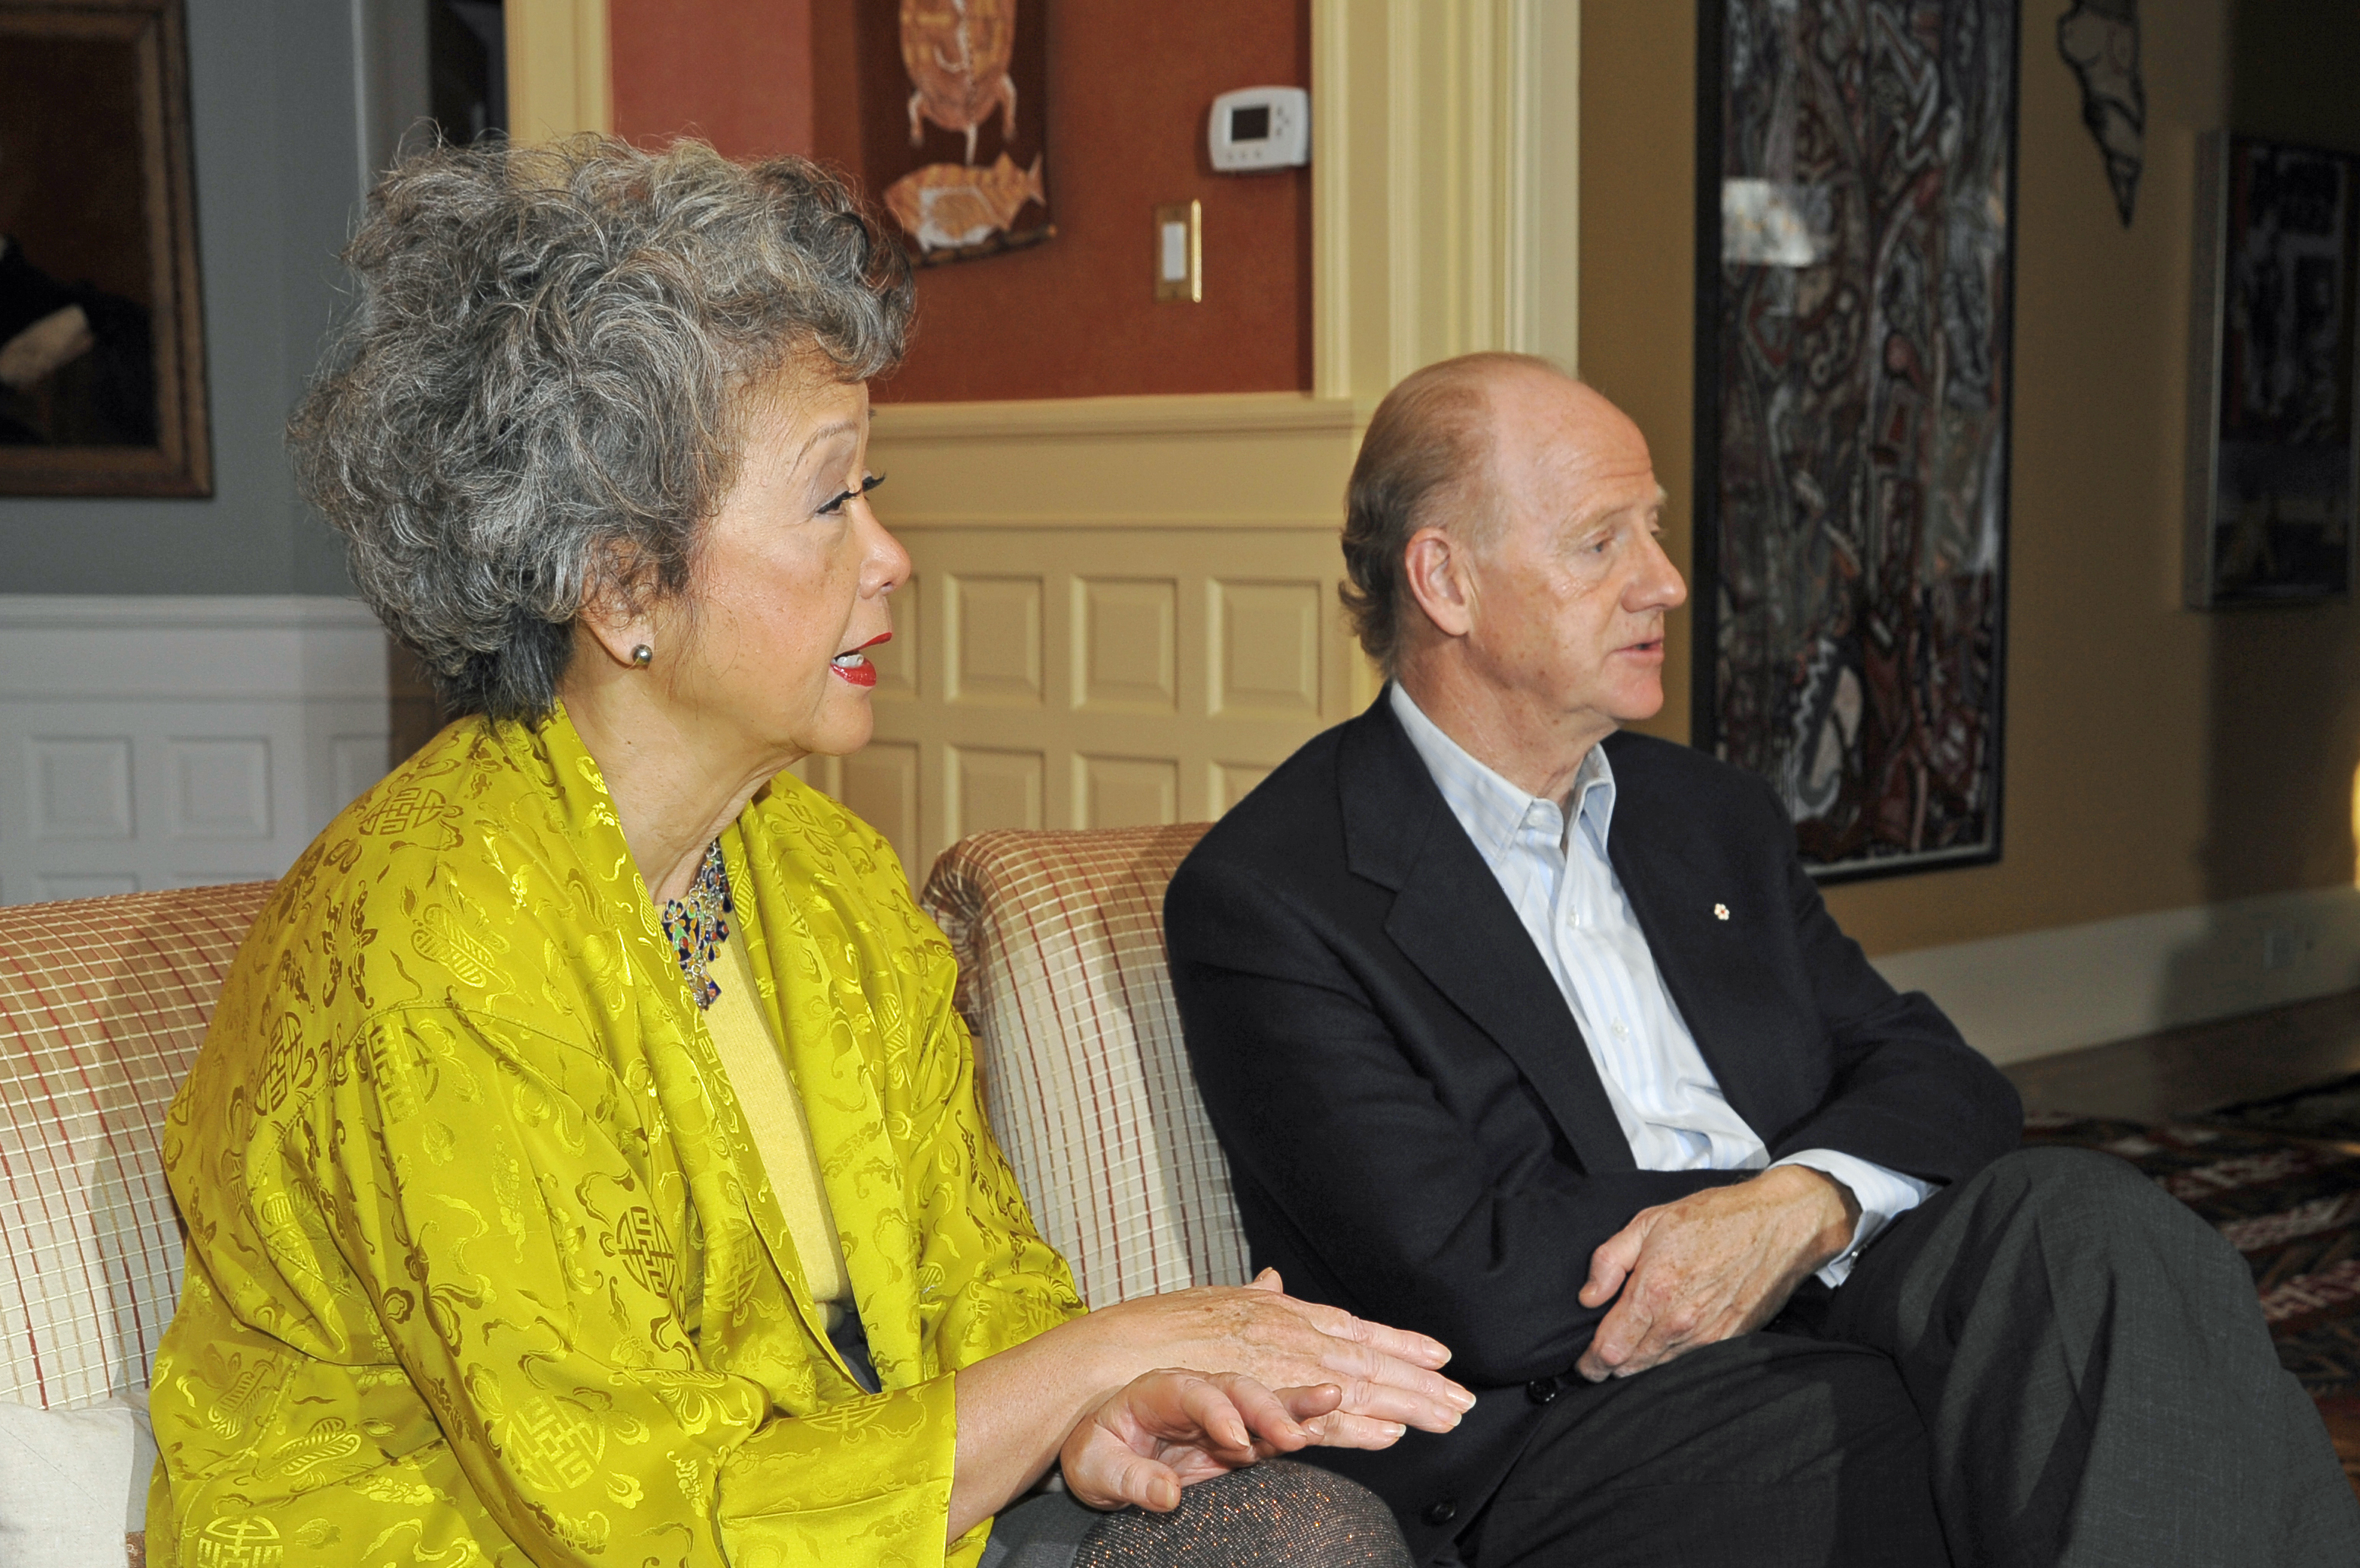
[149,708,1085,1568]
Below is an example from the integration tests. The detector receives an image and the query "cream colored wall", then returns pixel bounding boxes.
[835,1,1573,879]
[505,0,612,141]
[503,3,1566,879]
[1577,0,2356,958]
[809,397,1368,876]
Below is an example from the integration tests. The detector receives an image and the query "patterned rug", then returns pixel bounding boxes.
[2021,1113,2360,1491]
[2206,1072,2360,1144]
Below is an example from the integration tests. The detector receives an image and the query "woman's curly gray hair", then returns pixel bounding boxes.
[293,135,914,722]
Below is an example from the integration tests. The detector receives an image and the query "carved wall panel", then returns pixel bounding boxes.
[1212,579,1323,717]
[872,575,920,698]
[950,745,1047,838]
[166,738,272,840]
[1075,578,1178,714]
[1213,762,1275,815]
[948,575,1044,706]
[841,740,921,873]
[797,525,1357,885]
[1079,754,1179,830]
[30,739,135,842]
[0,598,392,905]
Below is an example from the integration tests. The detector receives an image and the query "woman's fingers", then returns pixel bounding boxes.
[1275,1382,1345,1423]
[1212,1374,1331,1456]
[1277,1293,1454,1370]
[1172,1373,1258,1457]
[1245,1294,1468,1408]
[1293,1335,1474,1430]
[1064,1370,1316,1512]
[1324,1373,1475,1432]
[1295,1408,1414,1451]
[1071,1439,1186,1513]
[1105,1284,1473,1431]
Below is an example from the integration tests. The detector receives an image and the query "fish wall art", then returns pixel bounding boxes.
[859,0,1052,266]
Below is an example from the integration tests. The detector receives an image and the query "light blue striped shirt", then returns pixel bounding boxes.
[1389,684,1930,1286]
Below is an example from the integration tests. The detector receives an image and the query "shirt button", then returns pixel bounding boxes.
[1612,1020,1629,1038]
[1423,1500,1459,1526]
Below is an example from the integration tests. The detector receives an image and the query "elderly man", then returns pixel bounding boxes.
[1164,353,2360,1566]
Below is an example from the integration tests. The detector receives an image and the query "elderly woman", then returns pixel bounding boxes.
[147,139,1466,1568]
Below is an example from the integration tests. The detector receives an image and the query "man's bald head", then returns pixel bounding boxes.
[1340,352,1576,673]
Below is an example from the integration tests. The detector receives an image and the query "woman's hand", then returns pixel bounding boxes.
[948,1269,1471,1542]
[1061,1371,1342,1513]
[1081,1269,1475,1447]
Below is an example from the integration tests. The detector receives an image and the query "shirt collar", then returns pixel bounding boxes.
[1388,683,1617,861]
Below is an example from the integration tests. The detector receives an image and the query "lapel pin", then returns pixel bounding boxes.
[1713,903,1730,920]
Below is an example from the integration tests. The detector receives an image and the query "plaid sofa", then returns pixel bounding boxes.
[0,881,275,1564]
[920,822,1248,1307]
[0,825,1243,1560]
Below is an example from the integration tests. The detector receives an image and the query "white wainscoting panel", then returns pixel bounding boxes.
[1873,882,2360,1066]
[0,597,393,906]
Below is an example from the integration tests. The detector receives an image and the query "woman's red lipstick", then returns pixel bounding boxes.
[828,631,890,687]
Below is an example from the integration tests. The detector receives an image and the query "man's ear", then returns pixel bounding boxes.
[1402,524,1478,641]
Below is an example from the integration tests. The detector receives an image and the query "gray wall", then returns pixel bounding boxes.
[0,0,365,596]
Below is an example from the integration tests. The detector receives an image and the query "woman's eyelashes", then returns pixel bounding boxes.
[816,472,886,517]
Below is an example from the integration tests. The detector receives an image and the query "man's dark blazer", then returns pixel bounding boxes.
[1163,693,2021,1561]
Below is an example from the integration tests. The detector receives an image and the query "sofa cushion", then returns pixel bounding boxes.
[0,1394,154,1566]
[0,883,274,1409]
[922,824,1248,1307]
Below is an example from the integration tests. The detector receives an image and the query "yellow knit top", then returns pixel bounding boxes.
[705,919,853,1326]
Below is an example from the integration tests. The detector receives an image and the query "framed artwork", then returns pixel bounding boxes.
[1693,0,2019,882]
[0,0,209,496]
[858,0,1053,267]
[2185,133,2358,609]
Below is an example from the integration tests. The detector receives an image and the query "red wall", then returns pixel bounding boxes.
[609,1,1313,402]
[610,0,814,161]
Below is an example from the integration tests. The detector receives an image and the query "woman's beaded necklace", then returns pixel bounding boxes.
[659,840,734,1009]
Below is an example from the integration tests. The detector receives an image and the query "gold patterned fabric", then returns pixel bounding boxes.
[147,710,1085,1568]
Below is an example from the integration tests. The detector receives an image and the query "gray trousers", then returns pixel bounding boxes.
[1467,1147,2360,1567]
[981,1462,1412,1568]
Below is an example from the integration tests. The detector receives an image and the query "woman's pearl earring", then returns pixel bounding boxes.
[629,645,653,669]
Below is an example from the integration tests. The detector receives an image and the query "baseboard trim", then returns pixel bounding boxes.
[1873,885,2360,1066]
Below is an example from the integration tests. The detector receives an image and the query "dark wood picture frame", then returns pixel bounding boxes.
[2184,132,2360,609]
[0,0,210,496]
[1692,0,2020,883]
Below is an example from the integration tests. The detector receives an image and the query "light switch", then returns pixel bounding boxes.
[1154,200,1201,303]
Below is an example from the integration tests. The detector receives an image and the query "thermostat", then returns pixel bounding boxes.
[1209,87,1310,173]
